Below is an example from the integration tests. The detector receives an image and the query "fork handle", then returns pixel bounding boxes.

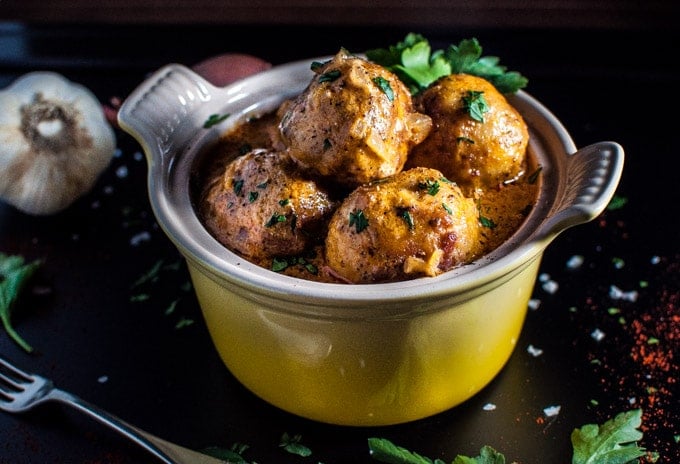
[46,388,226,464]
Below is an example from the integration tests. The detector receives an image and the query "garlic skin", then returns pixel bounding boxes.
[0,71,116,215]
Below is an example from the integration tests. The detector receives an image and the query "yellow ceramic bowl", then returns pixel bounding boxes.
[118,61,623,426]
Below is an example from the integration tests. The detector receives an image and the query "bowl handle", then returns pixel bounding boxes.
[117,64,219,163]
[536,141,624,240]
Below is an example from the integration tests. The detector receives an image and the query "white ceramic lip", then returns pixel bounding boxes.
[118,60,624,306]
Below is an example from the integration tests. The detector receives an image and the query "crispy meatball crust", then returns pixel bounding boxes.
[279,50,432,187]
[200,149,336,260]
[325,167,481,283]
[406,74,529,196]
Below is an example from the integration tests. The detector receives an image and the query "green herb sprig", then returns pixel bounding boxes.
[0,253,42,353]
[366,33,528,95]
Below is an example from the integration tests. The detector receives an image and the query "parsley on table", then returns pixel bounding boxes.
[0,253,42,353]
[366,33,528,95]
[571,409,647,464]
[367,409,652,464]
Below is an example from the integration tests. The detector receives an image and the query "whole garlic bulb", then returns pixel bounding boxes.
[0,71,116,215]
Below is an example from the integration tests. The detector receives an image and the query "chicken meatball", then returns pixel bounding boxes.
[325,167,481,283]
[200,148,336,260]
[279,49,432,187]
[406,74,529,196]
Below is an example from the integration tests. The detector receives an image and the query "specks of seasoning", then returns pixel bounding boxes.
[323,138,332,151]
[456,136,474,144]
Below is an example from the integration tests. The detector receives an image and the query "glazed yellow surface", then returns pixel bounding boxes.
[189,257,540,426]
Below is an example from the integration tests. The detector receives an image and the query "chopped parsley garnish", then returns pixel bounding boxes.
[479,214,497,229]
[203,113,230,128]
[265,213,287,227]
[319,70,341,83]
[607,194,628,211]
[310,60,330,71]
[527,166,543,184]
[248,191,258,203]
[232,179,244,195]
[238,143,252,155]
[456,136,475,144]
[279,433,312,457]
[462,90,489,122]
[272,256,318,275]
[372,76,395,101]
[349,209,369,233]
[400,209,415,230]
[278,198,290,207]
[323,138,332,151]
[418,179,440,196]
[442,203,453,215]
[366,33,528,94]
[256,181,269,189]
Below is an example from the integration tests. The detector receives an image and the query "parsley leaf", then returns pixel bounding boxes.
[279,432,312,457]
[571,409,647,464]
[368,437,444,464]
[203,113,230,128]
[349,209,369,233]
[366,34,527,94]
[0,253,42,353]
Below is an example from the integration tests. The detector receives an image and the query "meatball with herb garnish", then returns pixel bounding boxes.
[200,148,336,261]
[324,167,481,283]
[406,73,529,197]
[279,49,432,188]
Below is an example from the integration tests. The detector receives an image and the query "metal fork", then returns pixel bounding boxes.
[0,355,227,464]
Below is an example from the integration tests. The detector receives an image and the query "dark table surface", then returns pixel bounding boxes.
[0,21,678,464]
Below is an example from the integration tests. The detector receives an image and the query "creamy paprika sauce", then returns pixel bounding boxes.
[193,108,540,284]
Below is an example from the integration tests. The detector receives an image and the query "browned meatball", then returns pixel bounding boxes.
[406,74,529,196]
[325,167,481,283]
[200,149,336,260]
[279,50,432,187]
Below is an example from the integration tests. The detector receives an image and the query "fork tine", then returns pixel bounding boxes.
[0,356,31,390]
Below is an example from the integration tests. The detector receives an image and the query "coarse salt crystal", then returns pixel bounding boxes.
[130,231,151,246]
[566,255,584,269]
[528,299,541,311]
[133,151,144,161]
[98,375,108,384]
[542,279,559,294]
[544,405,561,417]
[483,403,496,411]
[116,165,129,178]
[591,328,606,342]
[527,344,544,357]
[609,285,638,302]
